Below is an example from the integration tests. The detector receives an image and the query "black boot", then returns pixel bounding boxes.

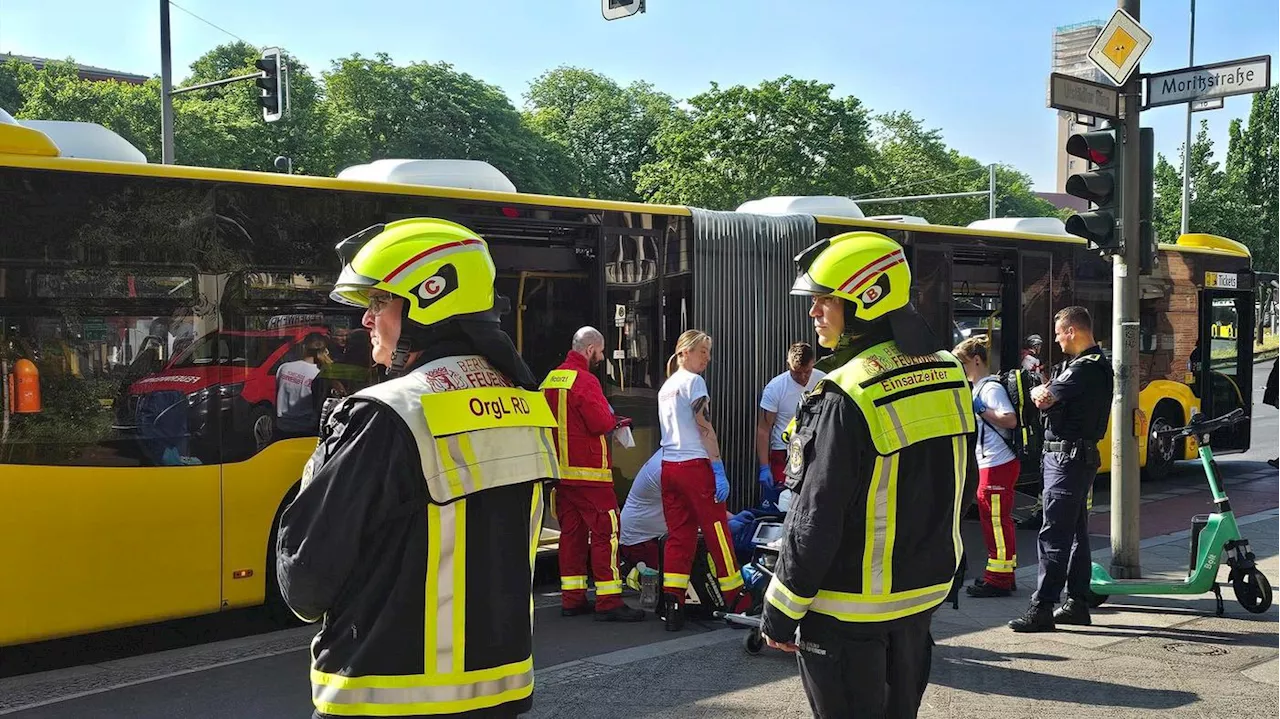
[966,580,1014,598]
[1054,598,1092,626]
[663,595,684,632]
[595,604,645,622]
[561,602,594,618]
[1008,602,1055,632]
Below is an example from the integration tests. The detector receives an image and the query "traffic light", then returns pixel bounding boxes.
[255,49,284,123]
[1064,124,1122,253]
[1138,127,1156,274]
[602,0,644,20]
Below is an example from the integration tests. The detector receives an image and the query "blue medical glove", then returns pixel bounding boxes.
[712,460,730,503]
[759,464,775,489]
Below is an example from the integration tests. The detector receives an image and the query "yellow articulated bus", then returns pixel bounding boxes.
[0,119,1258,646]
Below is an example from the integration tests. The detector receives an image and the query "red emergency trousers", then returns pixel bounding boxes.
[979,458,1021,589]
[543,352,623,612]
[767,449,788,484]
[555,485,623,611]
[660,458,742,607]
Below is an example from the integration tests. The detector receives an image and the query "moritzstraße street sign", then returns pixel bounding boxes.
[1144,56,1272,110]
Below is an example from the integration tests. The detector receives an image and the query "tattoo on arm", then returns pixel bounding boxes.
[691,396,709,421]
[690,396,720,459]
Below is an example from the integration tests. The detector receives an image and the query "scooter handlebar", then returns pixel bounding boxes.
[1156,407,1247,440]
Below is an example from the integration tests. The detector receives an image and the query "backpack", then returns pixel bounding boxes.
[975,369,1042,464]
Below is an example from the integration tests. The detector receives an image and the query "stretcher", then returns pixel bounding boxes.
[714,520,785,655]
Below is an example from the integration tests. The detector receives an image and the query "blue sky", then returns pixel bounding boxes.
[1,0,1276,192]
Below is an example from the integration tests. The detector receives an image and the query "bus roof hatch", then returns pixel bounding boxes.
[337,159,518,193]
[967,217,1070,235]
[16,120,146,163]
[735,195,865,219]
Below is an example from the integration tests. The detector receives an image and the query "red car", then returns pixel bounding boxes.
[116,326,329,464]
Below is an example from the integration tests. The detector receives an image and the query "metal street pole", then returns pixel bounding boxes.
[160,0,175,164]
[989,163,997,218]
[1179,0,1195,235]
[1111,0,1143,579]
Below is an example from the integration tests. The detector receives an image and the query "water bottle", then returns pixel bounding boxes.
[636,562,659,609]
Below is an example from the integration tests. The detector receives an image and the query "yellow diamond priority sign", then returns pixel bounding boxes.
[1089,9,1152,86]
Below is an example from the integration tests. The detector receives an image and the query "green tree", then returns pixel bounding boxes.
[1226,85,1278,273]
[524,66,678,200]
[0,58,31,115]
[1153,103,1277,274]
[174,42,331,174]
[322,54,571,194]
[14,60,162,160]
[635,76,875,209]
[856,112,1058,225]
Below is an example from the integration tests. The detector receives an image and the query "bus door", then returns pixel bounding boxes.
[1196,282,1255,454]
[950,247,1019,373]
[910,245,954,349]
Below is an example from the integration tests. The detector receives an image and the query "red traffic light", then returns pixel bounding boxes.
[1065,130,1117,167]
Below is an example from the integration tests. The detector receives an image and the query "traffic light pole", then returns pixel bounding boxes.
[1110,0,1143,579]
[160,0,175,165]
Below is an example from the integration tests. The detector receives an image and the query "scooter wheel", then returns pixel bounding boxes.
[1233,569,1273,614]
[744,628,764,655]
[1085,590,1108,609]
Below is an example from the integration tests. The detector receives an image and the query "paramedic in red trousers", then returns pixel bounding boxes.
[542,327,645,622]
[761,231,978,719]
[657,329,744,631]
[756,342,825,509]
[954,337,1020,597]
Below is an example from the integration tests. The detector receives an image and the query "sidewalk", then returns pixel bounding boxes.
[528,511,1280,718]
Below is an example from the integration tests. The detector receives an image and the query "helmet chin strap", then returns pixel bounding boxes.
[388,336,414,379]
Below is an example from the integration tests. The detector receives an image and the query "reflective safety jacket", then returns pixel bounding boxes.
[277,353,559,718]
[540,351,618,486]
[761,335,979,640]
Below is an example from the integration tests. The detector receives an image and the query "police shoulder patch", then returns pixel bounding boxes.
[787,434,806,476]
[300,456,318,489]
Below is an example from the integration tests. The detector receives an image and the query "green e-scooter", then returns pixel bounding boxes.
[1087,408,1273,617]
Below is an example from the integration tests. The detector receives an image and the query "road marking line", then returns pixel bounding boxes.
[0,644,307,715]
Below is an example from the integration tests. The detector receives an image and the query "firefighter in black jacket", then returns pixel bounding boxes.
[276,218,559,719]
[761,231,979,719]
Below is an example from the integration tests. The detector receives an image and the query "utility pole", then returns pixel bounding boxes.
[1111,0,1143,579]
[1179,0,1196,235]
[160,0,175,164]
[989,163,997,219]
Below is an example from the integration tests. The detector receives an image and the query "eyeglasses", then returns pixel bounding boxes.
[367,293,395,316]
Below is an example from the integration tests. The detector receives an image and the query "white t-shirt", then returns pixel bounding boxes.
[658,369,710,462]
[974,377,1017,469]
[759,369,827,450]
[619,451,665,546]
[276,360,320,430]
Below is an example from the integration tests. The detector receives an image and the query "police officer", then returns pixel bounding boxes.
[1008,305,1113,633]
[761,232,979,718]
[276,218,559,718]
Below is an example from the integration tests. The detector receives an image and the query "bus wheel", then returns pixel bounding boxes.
[1143,404,1182,482]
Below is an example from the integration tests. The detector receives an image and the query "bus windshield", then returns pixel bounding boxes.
[170,332,290,368]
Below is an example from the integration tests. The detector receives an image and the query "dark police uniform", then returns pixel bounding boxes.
[1032,344,1112,607]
